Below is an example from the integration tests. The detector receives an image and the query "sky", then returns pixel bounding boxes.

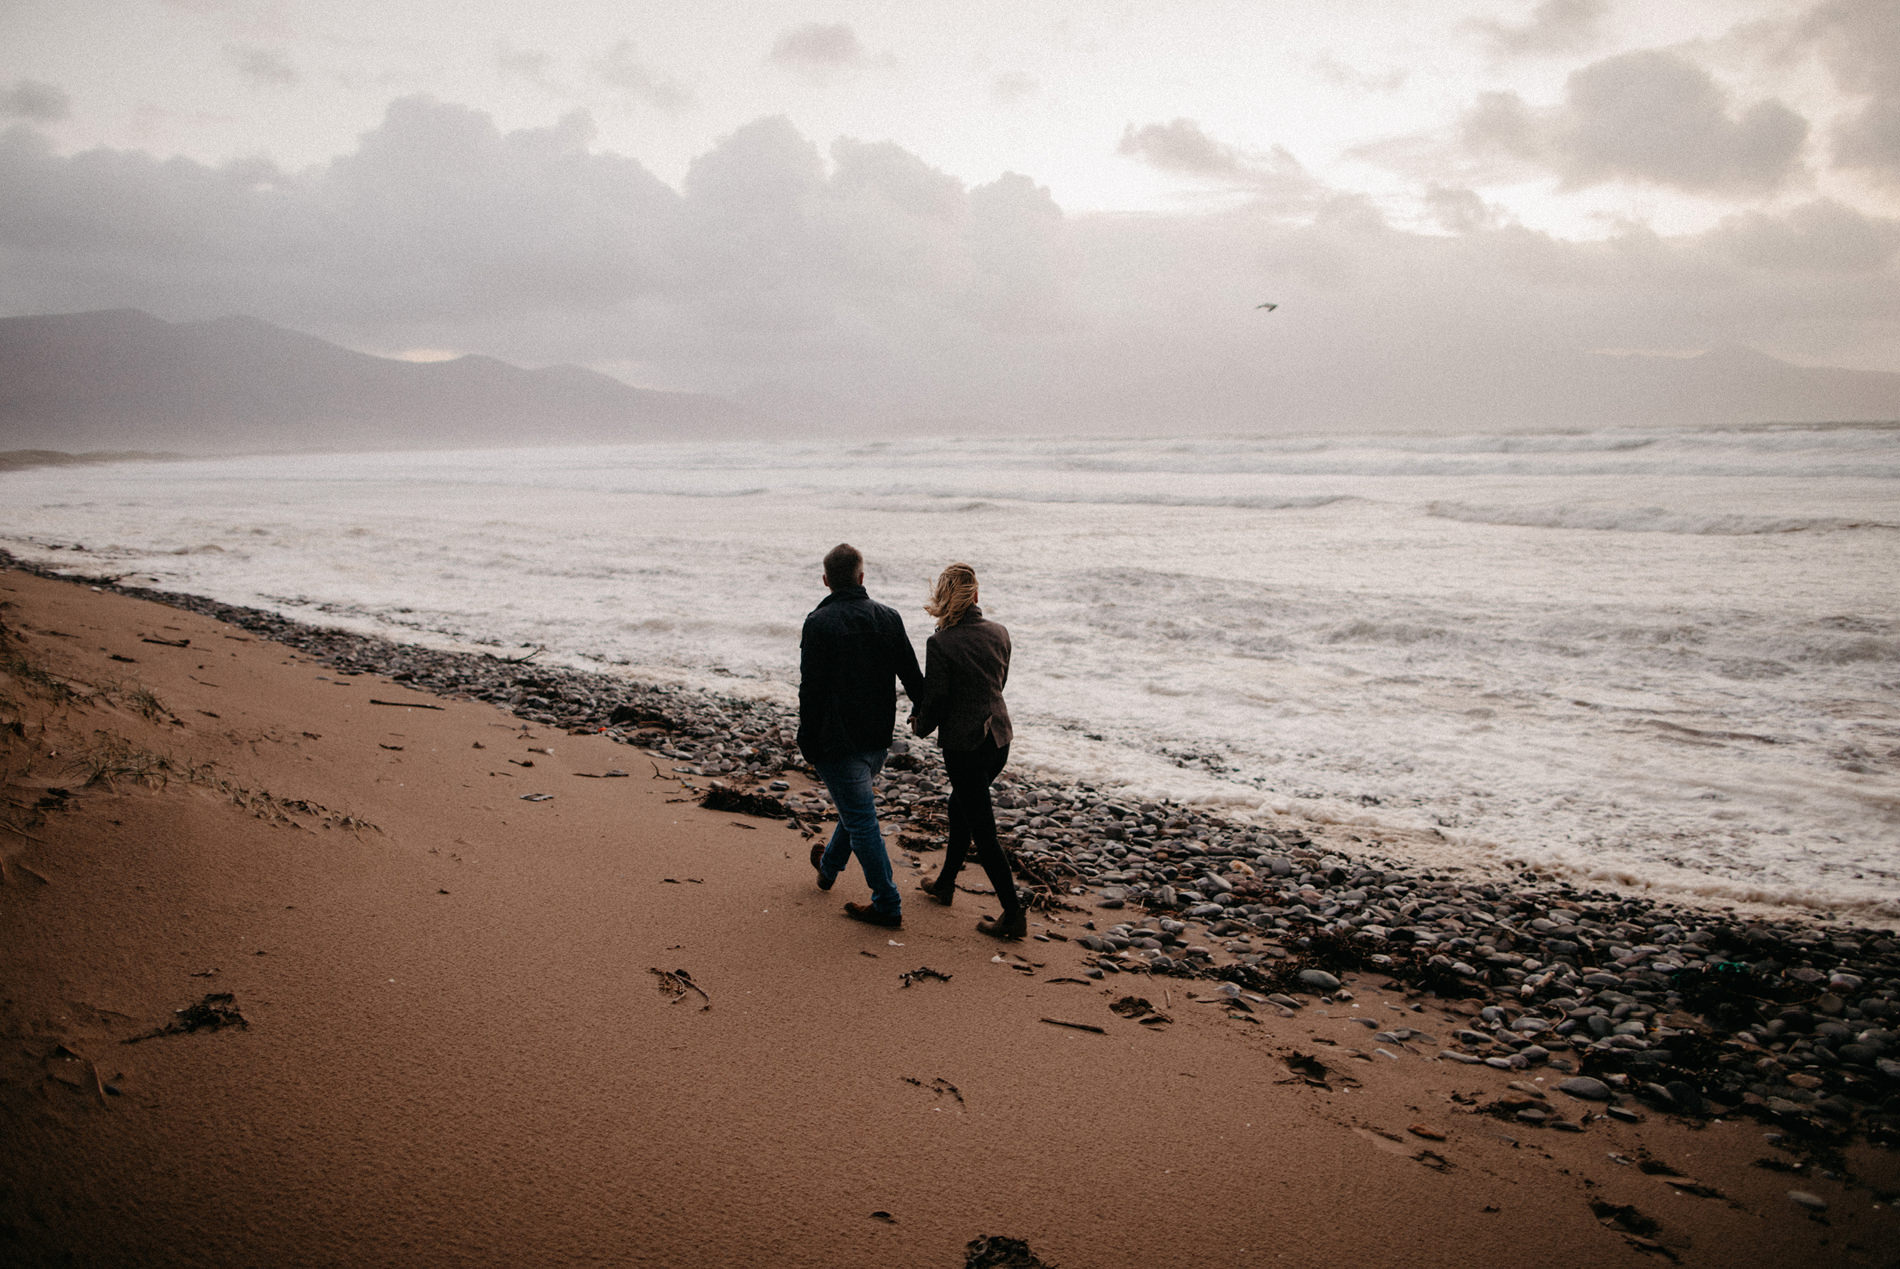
[1,0,1897,432]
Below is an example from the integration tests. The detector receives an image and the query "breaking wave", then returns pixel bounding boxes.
[1427,501,1900,536]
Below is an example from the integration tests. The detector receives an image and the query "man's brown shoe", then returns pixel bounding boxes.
[843,901,902,928]
[976,910,1026,940]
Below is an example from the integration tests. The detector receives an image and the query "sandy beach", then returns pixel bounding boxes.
[2,565,1896,1268]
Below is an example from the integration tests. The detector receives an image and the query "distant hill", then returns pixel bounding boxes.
[1573,343,1900,429]
[0,309,759,454]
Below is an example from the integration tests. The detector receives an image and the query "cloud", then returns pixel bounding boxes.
[226,45,298,88]
[1467,0,1610,58]
[0,79,71,123]
[1424,185,1500,234]
[595,41,693,112]
[1117,118,1319,206]
[1707,197,1900,272]
[0,99,1892,431]
[990,72,1037,106]
[768,23,867,82]
[1461,49,1810,193]
[1800,0,1900,185]
[1118,118,1244,176]
[496,44,559,90]
[1311,54,1407,95]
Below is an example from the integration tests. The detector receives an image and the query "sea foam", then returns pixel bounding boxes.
[4,422,1896,917]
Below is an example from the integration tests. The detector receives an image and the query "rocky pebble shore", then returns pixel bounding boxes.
[24,559,1898,1151]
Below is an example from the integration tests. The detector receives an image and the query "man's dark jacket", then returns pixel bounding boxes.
[798,585,924,762]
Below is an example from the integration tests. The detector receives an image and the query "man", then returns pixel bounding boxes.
[798,543,924,928]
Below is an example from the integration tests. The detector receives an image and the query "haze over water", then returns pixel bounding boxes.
[5,422,1897,919]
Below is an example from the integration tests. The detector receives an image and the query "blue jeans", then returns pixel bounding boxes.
[811,747,900,916]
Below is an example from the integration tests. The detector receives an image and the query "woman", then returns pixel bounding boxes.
[910,562,1023,940]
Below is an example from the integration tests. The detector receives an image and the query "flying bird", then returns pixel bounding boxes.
[1255,302,1278,311]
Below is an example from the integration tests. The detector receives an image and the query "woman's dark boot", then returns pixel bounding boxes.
[976,909,1026,940]
[918,876,955,906]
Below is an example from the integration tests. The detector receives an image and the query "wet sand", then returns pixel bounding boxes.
[2,567,1894,1267]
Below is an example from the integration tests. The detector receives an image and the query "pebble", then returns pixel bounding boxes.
[1787,1191,1828,1212]
[40,556,1899,1144]
[1556,1077,1612,1102]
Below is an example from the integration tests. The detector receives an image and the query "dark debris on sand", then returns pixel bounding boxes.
[699,786,791,818]
[965,1234,1057,1269]
[14,553,1895,1150]
[124,992,248,1044]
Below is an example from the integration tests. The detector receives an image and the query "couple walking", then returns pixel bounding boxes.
[797,543,1023,939]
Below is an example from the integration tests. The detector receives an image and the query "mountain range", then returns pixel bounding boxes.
[0,308,1895,455]
[0,309,757,455]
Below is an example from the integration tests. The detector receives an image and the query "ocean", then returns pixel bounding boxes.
[4,424,1897,919]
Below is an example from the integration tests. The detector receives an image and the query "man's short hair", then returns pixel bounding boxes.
[823,543,863,587]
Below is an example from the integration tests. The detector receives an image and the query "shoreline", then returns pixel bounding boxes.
[3,561,1896,1265]
[8,553,1898,1145]
[5,429,1893,924]
[5,547,1878,925]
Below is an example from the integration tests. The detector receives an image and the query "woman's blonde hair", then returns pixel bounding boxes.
[925,562,979,631]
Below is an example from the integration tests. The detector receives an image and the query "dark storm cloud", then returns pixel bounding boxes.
[314,99,682,319]
[1462,49,1810,193]
[1467,0,1609,58]
[0,98,1084,408]
[226,45,298,88]
[0,97,679,329]
[0,97,1891,430]
[1,79,71,122]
